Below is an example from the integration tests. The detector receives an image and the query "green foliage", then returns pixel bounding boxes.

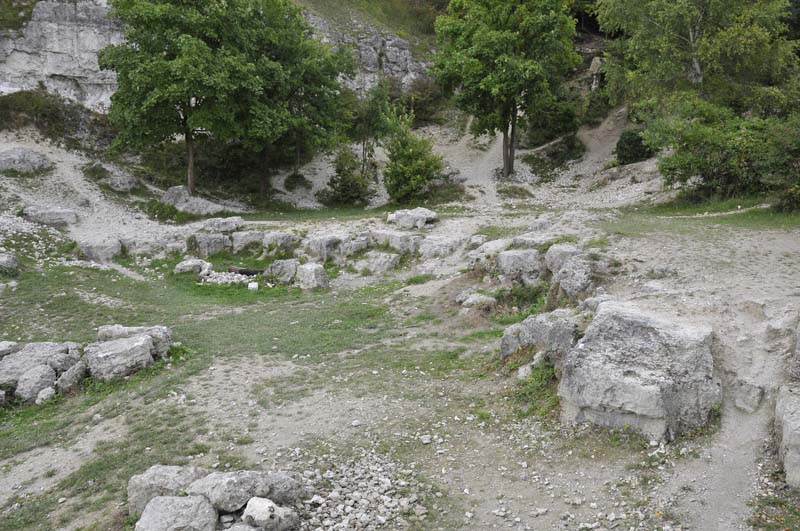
[345,82,394,180]
[492,283,547,325]
[383,109,444,203]
[0,0,38,31]
[140,200,202,224]
[434,0,581,176]
[81,162,112,181]
[512,360,560,419]
[644,96,800,197]
[318,147,375,206]
[522,134,585,182]
[284,172,312,192]
[616,129,654,165]
[0,87,114,150]
[100,0,349,194]
[776,184,800,212]
[525,91,580,147]
[596,0,798,110]
[384,76,448,126]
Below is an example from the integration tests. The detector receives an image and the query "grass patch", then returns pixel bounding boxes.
[511,360,559,419]
[748,492,800,531]
[405,273,436,286]
[522,134,585,183]
[497,184,534,200]
[140,199,203,224]
[462,328,504,342]
[474,225,525,242]
[81,162,112,181]
[0,0,38,31]
[491,283,547,325]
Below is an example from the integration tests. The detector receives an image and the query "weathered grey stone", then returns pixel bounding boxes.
[387,207,438,229]
[15,364,56,403]
[500,309,580,366]
[128,465,209,517]
[79,239,122,263]
[0,342,80,389]
[776,386,800,488]
[22,206,79,227]
[85,335,154,382]
[419,238,463,259]
[467,239,512,269]
[98,165,139,192]
[0,390,5,406]
[461,293,497,310]
[232,231,264,253]
[35,386,55,404]
[732,379,764,413]
[496,249,544,286]
[267,259,300,284]
[554,255,595,299]
[468,234,488,249]
[296,263,328,290]
[134,496,217,531]
[56,359,87,394]
[263,232,302,256]
[559,302,721,441]
[305,235,343,262]
[97,325,173,359]
[174,257,213,277]
[242,497,300,531]
[339,236,370,258]
[188,233,231,259]
[229,525,260,531]
[353,251,400,275]
[0,148,52,175]
[161,186,233,216]
[204,217,244,233]
[544,244,582,275]
[0,341,19,358]
[187,471,304,513]
[366,230,422,255]
[0,253,19,275]
[510,232,551,249]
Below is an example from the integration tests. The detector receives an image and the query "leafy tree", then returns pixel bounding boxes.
[100,0,348,195]
[596,0,797,110]
[346,83,394,182]
[434,0,580,177]
[318,147,375,206]
[383,109,444,203]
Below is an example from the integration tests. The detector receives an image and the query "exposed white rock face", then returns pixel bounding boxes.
[776,386,800,488]
[127,465,209,517]
[559,301,721,441]
[0,2,427,112]
[134,496,217,531]
[0,0,122,111]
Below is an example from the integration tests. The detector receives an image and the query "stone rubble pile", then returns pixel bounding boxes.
[0,325,173,406]
[0,147,53,175]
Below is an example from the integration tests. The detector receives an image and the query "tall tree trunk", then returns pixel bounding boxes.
[509,110,517,176]
[502,128,510,178]
[185,130,196,195]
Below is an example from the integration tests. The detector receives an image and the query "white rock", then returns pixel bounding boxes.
[97,325,173,359]
[204,217,244,233]
[15,364,56,403]
[776,386,800,487]
[84,335,155,381]
[242,497,300,530]
[127,465,208,517]
[248,282,259,291]
[386,207,438,229]
[34,386,56,404]
[134,495,217,531]
[296,263,328,290]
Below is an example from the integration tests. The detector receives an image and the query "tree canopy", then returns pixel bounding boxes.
[434,0,580,177]
[100,0,349,194]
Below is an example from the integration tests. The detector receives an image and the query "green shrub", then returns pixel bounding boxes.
[141,200,201,224]
[580,89,612,127]
[81,162,112,181]
[284,172,312,192]
[615,129,654,165]
[317,147,374,206]
[383,110,444,203]
[0,0,38,31]
[525,94,580,147]
[776,185,800,212]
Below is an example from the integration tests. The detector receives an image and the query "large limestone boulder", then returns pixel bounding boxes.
[232,231,264,253]
[161,186,231,216]
[85,335,155,382]
[134,496,217,531]
[553,255,595,299]
[187,471,304,513]
[15,364,56,403]
[559,302,721,441]
[56,360,87,394]
[263,232,302,257]
[79,239,122,263]
[242,497,300,531]
[500,309,580,369]
[496,249,544,286]
[174,257,213,277]
[0,341,19,359]
[467,239,512,270]
[267,259,300,284]
[386,207,438,229]
[775,386,800,488]
[188,233,231,258]
[352,251,400,275]
[305,235,343,262]
[128,465,209,517]
[203,217,244,233]
[97,325,173,359]
[544,243,582,275]
[0,342,80,390]
[365,230,422,255]
[0,148,52,175]
[22,206,79,228]
[419,237,463,259]
[296,263,328,290]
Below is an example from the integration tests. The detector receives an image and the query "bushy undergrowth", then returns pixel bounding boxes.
[318,147,375,206]
[383,112,444,203]
[616,129,654,165]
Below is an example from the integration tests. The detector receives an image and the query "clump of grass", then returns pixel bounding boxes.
[81,162,112,181]
[512,360,560,419]
[0,0,39,31]
[522,134,586,183]
[140,200,202,224]
[537,234,579,253]
[405,273,436,286]
[474,225,525,241]
[492,283,547,325]
[497,184,534,200]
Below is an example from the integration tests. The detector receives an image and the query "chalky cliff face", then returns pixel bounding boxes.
[0,1,428,112]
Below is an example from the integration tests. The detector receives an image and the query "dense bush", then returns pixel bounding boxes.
[317,147,374,206]
[385,76,447,126]
[644,97,800,197]
[776,185,800,212]
[383,111,444,203]
[615,129,654,165]
[525,94,580,147]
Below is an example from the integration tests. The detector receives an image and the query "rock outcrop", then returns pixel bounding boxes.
[775,386,800,488]
[558,301,721,441]
[0,2,428,111]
